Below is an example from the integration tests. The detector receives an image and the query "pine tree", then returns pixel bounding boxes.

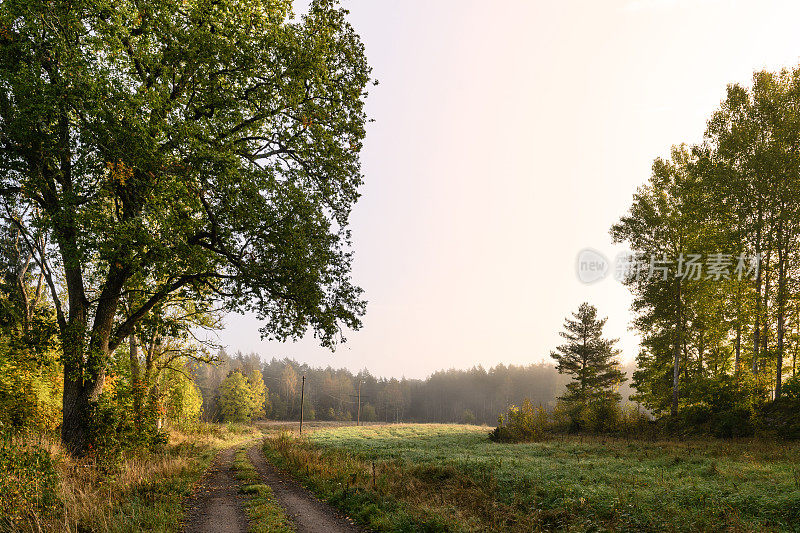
[550,303,626,405]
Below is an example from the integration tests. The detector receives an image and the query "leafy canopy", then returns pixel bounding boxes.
[0,0,371,356]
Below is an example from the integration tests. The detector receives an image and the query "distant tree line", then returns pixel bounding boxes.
[190,350,637,425]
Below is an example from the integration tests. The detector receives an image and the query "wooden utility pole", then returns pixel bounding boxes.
[349,381,368,426]
[299,375,305,435]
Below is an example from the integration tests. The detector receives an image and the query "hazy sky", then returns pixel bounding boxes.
[220,0,800,379]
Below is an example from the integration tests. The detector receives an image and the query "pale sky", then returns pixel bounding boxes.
[220,0,800,379]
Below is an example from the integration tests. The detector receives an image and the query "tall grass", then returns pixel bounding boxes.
[0,423,261,532]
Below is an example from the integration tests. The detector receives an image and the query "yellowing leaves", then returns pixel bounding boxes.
[105,160,134,186]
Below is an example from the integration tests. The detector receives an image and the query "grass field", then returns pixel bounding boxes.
[263,423,800,532]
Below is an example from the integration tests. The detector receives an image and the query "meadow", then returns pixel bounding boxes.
[263,424,800,532]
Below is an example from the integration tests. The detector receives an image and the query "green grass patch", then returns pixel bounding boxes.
[262,423,800,532]
[232,445,294,533]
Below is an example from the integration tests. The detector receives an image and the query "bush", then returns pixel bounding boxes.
[0,435,60,529]
[552,400,598,433]
[710,408,754,438]
[585,400,622,433]
[618,405,652,436]
[755,397,800,439]
[683,405,712,429]
[85,390,168,469]
[490,399,550,442]
[782,375,800,400]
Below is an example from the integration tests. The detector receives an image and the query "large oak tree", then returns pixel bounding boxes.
[0,0,371,453]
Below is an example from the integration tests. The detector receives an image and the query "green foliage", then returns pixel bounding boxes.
[0,354,61,431]
[162,368,204,428]
[612,65,800,427]
[460,408,476,424]
[550,303,626,407]
[248,370,268,420]
[326,407,352,421]
[0,227,62,433]
[218,370,268,423]
[0,0,372,453]
[201,354,586,425]
[493,398,651,439]
[755,397,800,440]
[490,399,550,442]
[782,375,800,400]
[0,437,59,530]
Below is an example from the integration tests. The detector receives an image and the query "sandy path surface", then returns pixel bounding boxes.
[183,447,249,533]
[247,443,369,533]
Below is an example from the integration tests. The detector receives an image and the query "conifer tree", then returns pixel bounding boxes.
[550,303,626,405]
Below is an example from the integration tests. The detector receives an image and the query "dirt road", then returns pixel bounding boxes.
[183,443,368,533]
[183,447,249,533]
[247,443,368,533]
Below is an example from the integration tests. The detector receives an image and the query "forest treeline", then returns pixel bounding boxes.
[191,351,637,426]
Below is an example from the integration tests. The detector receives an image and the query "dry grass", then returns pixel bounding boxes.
[1,423,262,533]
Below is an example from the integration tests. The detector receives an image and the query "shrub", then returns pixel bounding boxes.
[678,404,713,428]
[490,399,551,442]
[710,408,754,438]
[0,435,59,529]
[585,400,622,433]
[618,405,652,436]
[782,375,800,400]
[755,397,800,439]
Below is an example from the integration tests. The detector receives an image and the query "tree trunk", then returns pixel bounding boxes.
[59,262,125,454]
[775,222,786,399]
[761,249,772,378]
[735,280,742,377]
[735,324,741,377]
[61,347,107,454]
[753,216,763,374]
[672,280,682,418]
[698,329,705,375]
[130,335,143,429]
